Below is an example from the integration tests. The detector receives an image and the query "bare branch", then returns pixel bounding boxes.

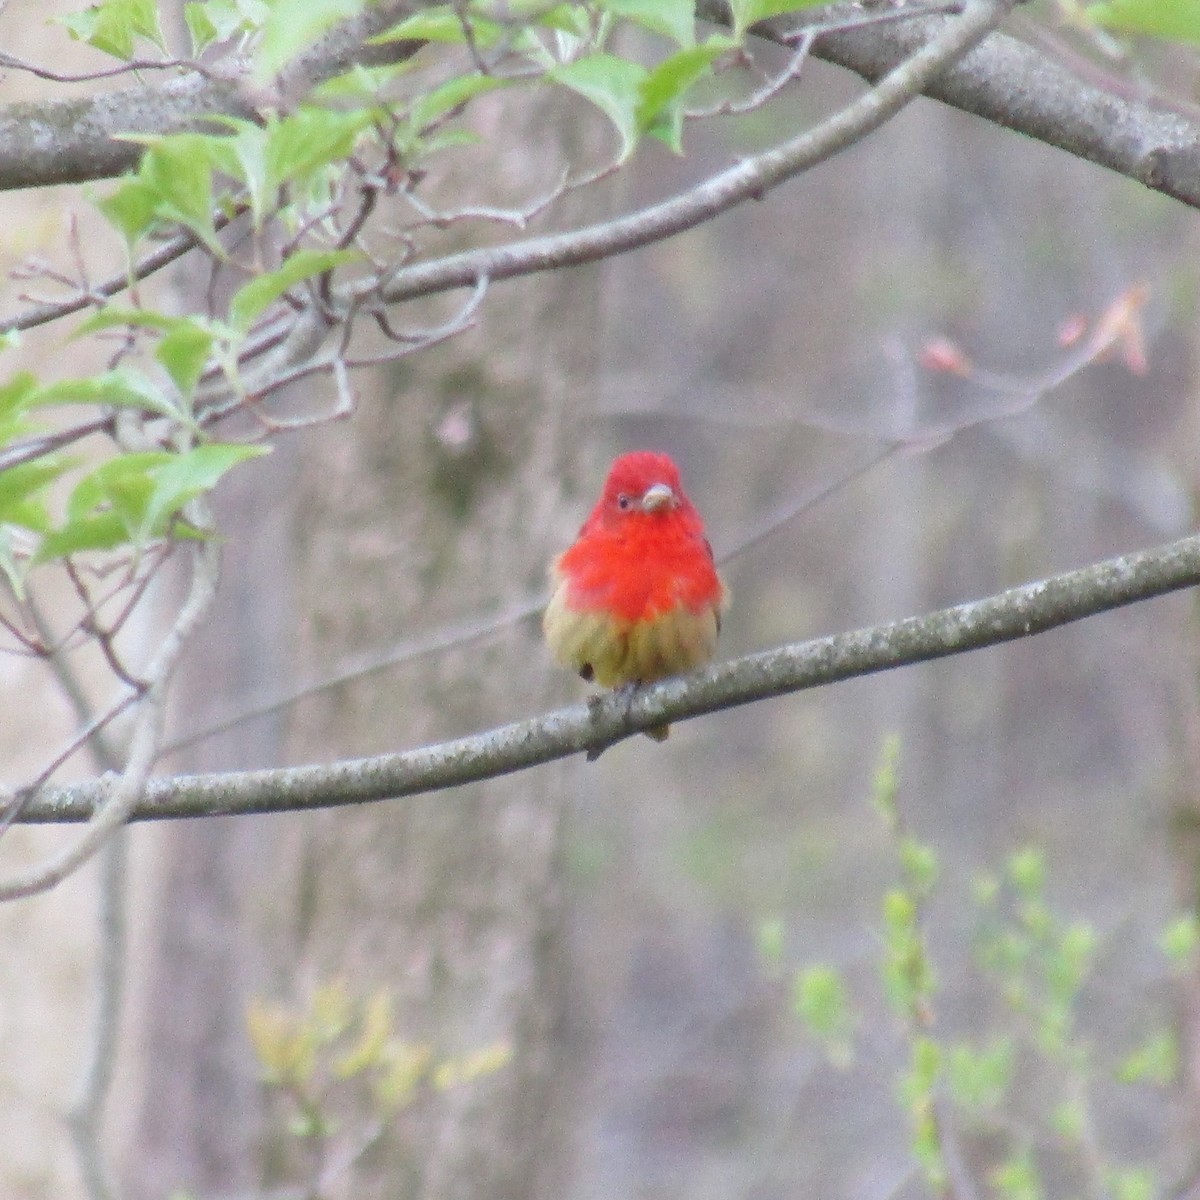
[163,589,548,755]
[18,530,1200,823]
[0,203,251,336]
[0,531,220,897]
[360,0,1019,306]
[0,50,208,84]
[0,0,419,190]
[0,693,136,836]
[775,2,1200,209]
[67,831,126,1200]
[24,597,126,1200]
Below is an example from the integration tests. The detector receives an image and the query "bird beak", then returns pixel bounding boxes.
[640,483,677,512]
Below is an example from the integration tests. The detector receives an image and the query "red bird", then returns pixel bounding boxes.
[544,451,727,741]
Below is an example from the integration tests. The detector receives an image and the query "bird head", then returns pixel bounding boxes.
[597,451,686,522]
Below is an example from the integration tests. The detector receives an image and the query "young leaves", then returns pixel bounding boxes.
[35,444,268,563]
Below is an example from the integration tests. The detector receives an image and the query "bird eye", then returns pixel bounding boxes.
[616,493,631,510]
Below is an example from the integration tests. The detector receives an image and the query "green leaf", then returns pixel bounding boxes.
[138,443,268,542]
[37,511,137,561]
[0,528,28,599]
[748,0,828,17]
[157,321,216,399]
[207,109,369,226]
[74,308,183,337]
[408,128,483,164]
[311,61,415,104]
[991,1151,1043,1200]
[34,369,183,421]
[1090,0,1200,44]
[0,458,72,531]
[728,0,825,37]
[66,451,171,525]
[1007,846,1044,898]
[793,964,854,1064]
[265,107,375,194]
[898,836,938,895]
[871,733,901,825]
[223,120,270,227]
[945,1040,1012,1110]
[1160,913,1200,965]
[756,918,785,968]
[637,40,729,151]
[0,372,40,420]
[59,0,166,59]
[1105,1166,1156,1200]
[99,177,162,249]
[229,248,359,331]
[255,0,362,79]
[597,0,696,46]
[1051,1096,1085,1139]
[119,134,227,251]
[550,55,648,162]
[1116,1029,1177,1085]
[184,0,266,56]
[1046,921,1095,1001]
[372,5,504,46]
[35,452,168,562]
[0,373,42,447]
[882,888,916,935]
[35,444,266,560]
[408,74,508,134]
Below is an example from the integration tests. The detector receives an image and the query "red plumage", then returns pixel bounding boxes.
[544,451,727,739]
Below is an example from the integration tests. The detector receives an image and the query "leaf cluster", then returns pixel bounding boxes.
[246,979,512,1187]
[770,741,1196,1200]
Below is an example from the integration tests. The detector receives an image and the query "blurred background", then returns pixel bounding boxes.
[0,7,1197,1200]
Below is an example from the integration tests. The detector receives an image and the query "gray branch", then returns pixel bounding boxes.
[0,1,1195,215]
[801,9,1200,209]
[0,534,220,896]
[0,0,415,190]
[17,531,1200,824]
[364,0,1016,303]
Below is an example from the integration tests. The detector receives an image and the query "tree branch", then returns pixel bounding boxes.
[0,0,1190,220]
[0,533,219,897]
[363,0,1017,304]
[16,531,1200,824]
[0,1,417,190]
[786,6,1200,210]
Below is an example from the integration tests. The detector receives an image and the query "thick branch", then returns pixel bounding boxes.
[798,10,1200,209]
[18,532,1200,824]
[369,0,1016,303]
[0,0,1192,216]
[0,2,416,190]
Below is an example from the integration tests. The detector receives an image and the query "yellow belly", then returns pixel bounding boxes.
[543,584,720,688]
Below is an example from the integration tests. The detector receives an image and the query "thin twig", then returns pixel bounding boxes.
[0,206,248,336]
[0,51,209,84]
[0,418,113,474]
[0,693,136,837]
[24,596,126,1200]
[0,529,220,896]
[355,0,1018,307]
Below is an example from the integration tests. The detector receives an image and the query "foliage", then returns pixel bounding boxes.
[246,979,511,1190]
[0,0,1198,1195]
[0,0,847,706]
[0,0,844,780]
[770,739,1197,1199]
[1086,0,1200,45]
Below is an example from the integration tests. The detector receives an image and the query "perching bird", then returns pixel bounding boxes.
[543,451,727,742]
